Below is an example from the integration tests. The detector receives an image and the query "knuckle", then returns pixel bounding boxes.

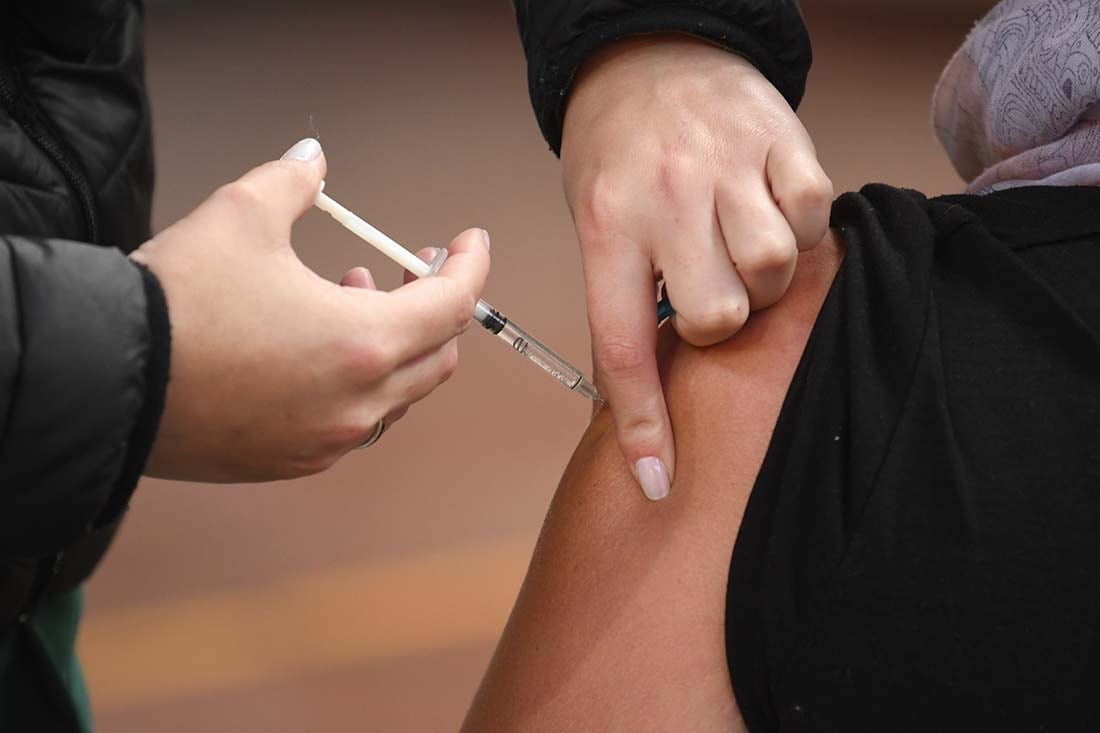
[677,298,748,344]
[787,172,834,214]
[618,412,665,448]
[653,153,694,199]
[435,278,476,333]
[400,374,430,406]
[439,342,460,382]
[217,180,262,211]
[741,236,796,276]
[398,382,420,407]
[594,335,649,377]
[453,290,477,330]
[346,336,397,379]
[575,176,627,238]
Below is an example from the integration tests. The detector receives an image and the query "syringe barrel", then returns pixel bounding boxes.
[497,319,584,390]
[473,300,601,398]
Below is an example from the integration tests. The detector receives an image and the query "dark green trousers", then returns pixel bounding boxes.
[0,589,92,732]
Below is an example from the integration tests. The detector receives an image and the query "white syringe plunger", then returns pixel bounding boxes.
[312,186,603,402]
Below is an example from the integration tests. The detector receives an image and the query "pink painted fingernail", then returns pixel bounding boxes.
[635,457,670,501]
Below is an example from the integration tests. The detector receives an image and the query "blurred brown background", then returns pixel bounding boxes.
[81,1,993,730]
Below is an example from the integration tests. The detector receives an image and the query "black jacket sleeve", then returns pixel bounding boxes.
[0,0,162,565]
[0,237,170,561]
[513,0,812,155]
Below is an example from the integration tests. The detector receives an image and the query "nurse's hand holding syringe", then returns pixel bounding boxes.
[136,138,491,481]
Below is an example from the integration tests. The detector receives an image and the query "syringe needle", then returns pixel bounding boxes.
[313,188,603,402]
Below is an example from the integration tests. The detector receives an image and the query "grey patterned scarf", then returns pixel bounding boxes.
[933,0,1100,193]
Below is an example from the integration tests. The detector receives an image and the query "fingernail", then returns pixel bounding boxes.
[281,138,322,162]
[635,457,670,501]
[480,228,491,251]
[420,247,440,263]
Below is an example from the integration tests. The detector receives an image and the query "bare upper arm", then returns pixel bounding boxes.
[462,235,844,732]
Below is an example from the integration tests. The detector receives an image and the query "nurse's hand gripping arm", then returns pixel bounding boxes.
[133,139,491,482]
[561,36,832,499]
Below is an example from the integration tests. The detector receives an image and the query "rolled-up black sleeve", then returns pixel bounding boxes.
[513,0,812,155]
[0,236,170,561]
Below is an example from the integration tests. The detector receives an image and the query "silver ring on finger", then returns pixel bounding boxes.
[355,418,387,449]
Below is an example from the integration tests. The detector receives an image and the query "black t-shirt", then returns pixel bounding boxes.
[727,184,1100,732]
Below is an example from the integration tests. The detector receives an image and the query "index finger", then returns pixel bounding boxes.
[584,241,676,500]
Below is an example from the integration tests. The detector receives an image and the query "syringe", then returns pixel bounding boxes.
[313,187,603,402]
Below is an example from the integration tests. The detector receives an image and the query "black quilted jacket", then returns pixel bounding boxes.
[0,0,167,624]
[513,0,811,154]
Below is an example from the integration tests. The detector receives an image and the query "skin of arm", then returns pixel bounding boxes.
[462,233,843,732]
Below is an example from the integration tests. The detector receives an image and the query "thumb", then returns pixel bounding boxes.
[232,138,328,228]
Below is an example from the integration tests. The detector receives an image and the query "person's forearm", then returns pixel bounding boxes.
[513,0,812,154]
